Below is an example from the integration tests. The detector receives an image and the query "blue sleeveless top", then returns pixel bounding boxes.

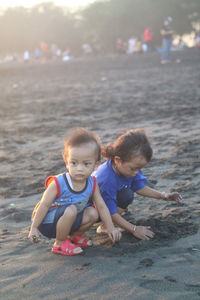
[32,173,96,224]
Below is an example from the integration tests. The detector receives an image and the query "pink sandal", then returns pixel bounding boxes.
[52,239,83,256]
[70,235,92,247]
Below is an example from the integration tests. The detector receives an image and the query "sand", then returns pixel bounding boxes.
[0,49,200,300]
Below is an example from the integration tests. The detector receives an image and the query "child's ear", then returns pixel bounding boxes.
[114,156,121,164]
[62,152,68,169]
[62,151,65,162]
[65,161,69,171]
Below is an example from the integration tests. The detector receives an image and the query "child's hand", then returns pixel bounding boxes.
[132,225,154,240]
[108,227,122,243]
[164,192,182,203]
[28,227,40,243]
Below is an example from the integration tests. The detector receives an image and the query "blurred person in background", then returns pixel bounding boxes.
[160,17,174,64]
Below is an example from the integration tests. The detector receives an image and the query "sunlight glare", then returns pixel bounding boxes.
[0,0,94,8]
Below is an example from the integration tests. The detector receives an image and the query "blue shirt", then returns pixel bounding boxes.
[50,173,95,210]
[93,160,147,215]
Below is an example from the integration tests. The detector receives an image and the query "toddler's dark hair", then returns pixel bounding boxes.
[63,127,101,162]
[101,129,153,162]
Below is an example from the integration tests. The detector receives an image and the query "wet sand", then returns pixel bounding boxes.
[1,49,200,299]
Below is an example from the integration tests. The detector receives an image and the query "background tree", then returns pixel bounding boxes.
[0,0,199,54]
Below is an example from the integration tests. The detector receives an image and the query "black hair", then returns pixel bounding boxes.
[101,129,153,162]
[63,127,101,163]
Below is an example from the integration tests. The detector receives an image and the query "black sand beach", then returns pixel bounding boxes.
[1,49,200,299]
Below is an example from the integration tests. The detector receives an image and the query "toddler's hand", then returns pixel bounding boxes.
[28,227,40,243]
[132,226,154,240]
[165,192,182,203]
[108,227,122,243]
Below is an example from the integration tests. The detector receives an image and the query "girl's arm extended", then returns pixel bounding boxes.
[136,185,182,203]
[92,184,121,243]
[28,182,57,242]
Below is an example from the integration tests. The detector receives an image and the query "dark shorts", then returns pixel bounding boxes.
[38,206,85,239]
[117,187,134,209]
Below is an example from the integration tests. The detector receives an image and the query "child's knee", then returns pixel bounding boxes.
[85,207,99,223]
[64,205,77,217]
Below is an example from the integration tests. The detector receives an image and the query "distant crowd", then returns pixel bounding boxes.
[0,28,200,65]
[115,28,200,55]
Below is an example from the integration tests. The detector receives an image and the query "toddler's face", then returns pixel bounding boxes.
[66,143,97,182]
[114,155,148,178]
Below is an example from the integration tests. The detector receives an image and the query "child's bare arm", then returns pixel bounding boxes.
[28,182,57,242]
[93,185,121,242]
[136,186,182,203]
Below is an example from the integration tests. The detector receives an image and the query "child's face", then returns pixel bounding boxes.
[114,155,148,178]
[66,143,97,182]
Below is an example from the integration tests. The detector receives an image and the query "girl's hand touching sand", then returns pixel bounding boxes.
[163,192,182,203]
[132,225,154,240]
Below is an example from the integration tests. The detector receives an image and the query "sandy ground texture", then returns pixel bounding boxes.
[0,49,200,300]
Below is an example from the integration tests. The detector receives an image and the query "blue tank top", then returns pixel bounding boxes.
[32,173,96,224]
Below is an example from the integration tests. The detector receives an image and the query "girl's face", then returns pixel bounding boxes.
[66,143,97,182]
[113,155,148,178]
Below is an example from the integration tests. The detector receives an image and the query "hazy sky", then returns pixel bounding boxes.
[0,0,95,8]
